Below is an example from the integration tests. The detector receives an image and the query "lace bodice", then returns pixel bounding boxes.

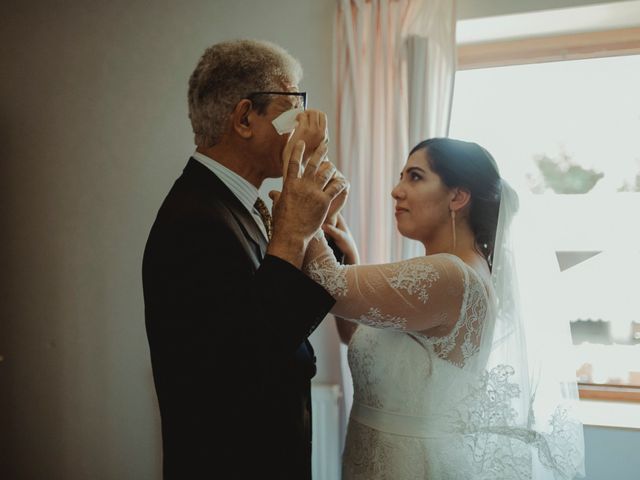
[305,234,489,368]
[303,234,584,479]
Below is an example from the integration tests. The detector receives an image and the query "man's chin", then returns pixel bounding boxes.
[268,165,285,180]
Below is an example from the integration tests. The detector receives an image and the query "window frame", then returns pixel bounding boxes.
[454,27,640,403]
[457,26,640,71]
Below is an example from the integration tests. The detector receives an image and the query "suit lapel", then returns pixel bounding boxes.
[226,203,268,259]
[183,158,268,263]
[183,158,317,378]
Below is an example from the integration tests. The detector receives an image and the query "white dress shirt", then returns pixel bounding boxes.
[192,151,269,241]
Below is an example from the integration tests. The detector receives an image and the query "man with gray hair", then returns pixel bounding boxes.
[143,39,346,479]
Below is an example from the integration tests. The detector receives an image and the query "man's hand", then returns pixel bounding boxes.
[268,141,347,268]
[282,110,328,177]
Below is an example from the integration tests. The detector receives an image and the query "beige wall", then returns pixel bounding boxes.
[0,0,626,478]
[0,1,336,478]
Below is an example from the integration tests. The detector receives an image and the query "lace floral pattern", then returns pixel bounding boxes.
[460,279,486,361]
[359,307,408,330]
[342,420,433,480]
[348,328,384,408]
[419,266,486,368]
[387,261,439,303]
[303,240,470,346]
[450,365,584,480]
[306,258,348,297]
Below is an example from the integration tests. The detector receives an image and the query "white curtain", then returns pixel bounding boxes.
[332,0,457,459]
[334,0,457,264]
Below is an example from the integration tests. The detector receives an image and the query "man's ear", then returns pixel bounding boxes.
[450,187,471,214]
[231,99,253,139]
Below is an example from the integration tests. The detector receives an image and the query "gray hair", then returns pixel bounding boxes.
[188,39,303,147]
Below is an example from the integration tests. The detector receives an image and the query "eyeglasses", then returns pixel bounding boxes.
[247,91,307,110]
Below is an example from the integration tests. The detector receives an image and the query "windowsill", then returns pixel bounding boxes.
[579,399,640,430]
[579,383,640,403]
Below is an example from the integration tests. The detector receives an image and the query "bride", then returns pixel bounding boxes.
[291,138,585,479]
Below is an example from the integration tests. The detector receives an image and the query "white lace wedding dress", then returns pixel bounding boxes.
[304,234,583,480]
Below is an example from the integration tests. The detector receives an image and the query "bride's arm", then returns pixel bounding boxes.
[303,230,466,334]
[322,215,360,345]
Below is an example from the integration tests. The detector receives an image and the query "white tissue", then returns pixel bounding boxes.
[271,107,304,135]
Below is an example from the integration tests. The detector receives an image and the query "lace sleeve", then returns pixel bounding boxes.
[303,233,466,334]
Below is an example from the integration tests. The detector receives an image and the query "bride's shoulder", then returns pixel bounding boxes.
[423,252,469,271]
[404,253,470,291]
[425,253,491,289]
[397,253,489,295]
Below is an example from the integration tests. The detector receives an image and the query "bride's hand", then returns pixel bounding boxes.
[322,214,359,265]
[324,170,349,227]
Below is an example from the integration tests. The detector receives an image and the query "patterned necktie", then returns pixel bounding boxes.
[253,197,272,241]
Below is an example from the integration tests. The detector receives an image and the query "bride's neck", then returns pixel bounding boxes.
[422,221,477,258]
[425,231,491,280]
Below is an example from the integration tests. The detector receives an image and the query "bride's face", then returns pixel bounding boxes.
[391,149,452,242]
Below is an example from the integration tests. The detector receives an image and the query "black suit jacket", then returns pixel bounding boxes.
[142,158,335,479]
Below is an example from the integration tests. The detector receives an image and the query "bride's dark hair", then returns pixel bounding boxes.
[410,138,501,267]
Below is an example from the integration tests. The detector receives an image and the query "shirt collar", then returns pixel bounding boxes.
[192,151,259,214]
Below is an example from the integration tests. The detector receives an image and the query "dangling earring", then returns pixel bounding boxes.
[450,209,457,251]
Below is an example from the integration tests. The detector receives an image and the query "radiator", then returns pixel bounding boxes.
[311,383,342,480]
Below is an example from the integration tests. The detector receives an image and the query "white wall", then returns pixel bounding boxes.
[1,1,635,479]
[584,426,640,480]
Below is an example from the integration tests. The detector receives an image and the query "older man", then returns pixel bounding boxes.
[142,40,346,479]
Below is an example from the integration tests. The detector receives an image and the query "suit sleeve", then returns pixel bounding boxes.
[143,210,335,356]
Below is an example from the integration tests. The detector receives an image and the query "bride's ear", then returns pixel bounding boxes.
[449,187,471,213]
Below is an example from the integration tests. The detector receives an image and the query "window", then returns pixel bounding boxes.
[451,31,640,403]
